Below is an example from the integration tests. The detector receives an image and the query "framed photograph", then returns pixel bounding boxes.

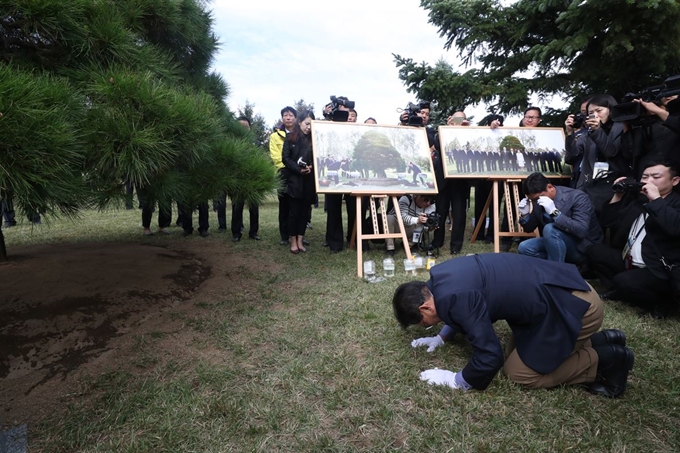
[438,126,567,178]
[311,121,438,194]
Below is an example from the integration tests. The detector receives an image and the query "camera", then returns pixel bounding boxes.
[611,75,680,122]
[297,157,308,169]
[425,212,441,229]
[402,101,430,127]
[323,95,355,122]
[572,112,588,129]
[612,178,645,193]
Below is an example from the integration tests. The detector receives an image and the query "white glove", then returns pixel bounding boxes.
[411,335,445,353]
[518,197,531,216]
[536,196,557,215]
[419,368,461,389]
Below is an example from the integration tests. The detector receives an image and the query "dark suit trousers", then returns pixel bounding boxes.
[504,283,602,388]
[473,180,495,241]
[432,180,469,251]
[215,192,227,230]
[232,201,258,238]
[325,194,345,251]
[179,203,209,234]
[587,243,671,308]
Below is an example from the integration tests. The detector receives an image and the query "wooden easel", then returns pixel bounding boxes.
[470,178,538,252]
[351,194,413,278]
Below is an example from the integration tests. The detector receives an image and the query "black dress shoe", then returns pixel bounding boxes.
[598,290,618,301]
[588,344,635,398]
[280,239,289,246]
[386,249,395,257]
[590,329,627,347]
[182,230,192,237]
[302,239,310,246]
[199,231,210,238]
[249,234,261,240]
[450,249,460,255]
[322,241,329,247]
[232,236,241,242]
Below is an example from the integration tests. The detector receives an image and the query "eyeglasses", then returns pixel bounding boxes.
[524,115,540,120]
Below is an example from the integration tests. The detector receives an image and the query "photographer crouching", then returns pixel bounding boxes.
[586,158,680,318]
[385,194,438,256]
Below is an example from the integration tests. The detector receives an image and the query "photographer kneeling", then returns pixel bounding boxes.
[586,159,680,317]
[385,194,437,256]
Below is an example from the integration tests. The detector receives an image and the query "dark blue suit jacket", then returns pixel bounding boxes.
[427,253,591,390]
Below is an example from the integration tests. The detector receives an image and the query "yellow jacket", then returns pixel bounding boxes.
[269,128,287,170]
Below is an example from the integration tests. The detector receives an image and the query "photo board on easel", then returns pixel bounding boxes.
[437,126,568,178]
[311,121,438,195]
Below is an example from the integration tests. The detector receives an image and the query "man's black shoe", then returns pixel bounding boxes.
[280,239,289,246]
[386,249,395,257]
[302,239,310,246]
[199,231,210,238]
[217,227,227,232]
[182,230,192,237]
[249,234,261,240]
[590,329,627,347]
[3,221,16,228]
[588,344,634,398]
[598,290,618,301]
[451,248,460,255]
[232,236,241,242]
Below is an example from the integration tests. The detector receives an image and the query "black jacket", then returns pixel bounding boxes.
[600,191,680,279]
[281,135,315,201]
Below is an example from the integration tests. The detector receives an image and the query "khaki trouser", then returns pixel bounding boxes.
[503,283,604,389]
[385,214,428,251]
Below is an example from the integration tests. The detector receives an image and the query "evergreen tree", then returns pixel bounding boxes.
[0,0,278,259]
[395,0,680,124]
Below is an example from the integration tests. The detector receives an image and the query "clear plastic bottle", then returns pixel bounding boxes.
[383,257,395,277]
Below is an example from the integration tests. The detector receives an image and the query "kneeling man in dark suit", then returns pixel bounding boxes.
[392,253,634,398]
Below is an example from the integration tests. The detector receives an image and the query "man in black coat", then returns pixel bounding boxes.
[587,158,680,317]
[392,253,634,398]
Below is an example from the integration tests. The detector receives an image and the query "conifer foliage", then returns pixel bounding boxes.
[0,0,278,260]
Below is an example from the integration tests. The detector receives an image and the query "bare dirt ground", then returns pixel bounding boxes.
[0,240,260,427]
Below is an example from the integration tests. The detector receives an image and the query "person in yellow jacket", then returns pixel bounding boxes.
[269,106,297,245]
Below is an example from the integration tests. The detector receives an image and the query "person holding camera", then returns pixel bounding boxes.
[385,194,437,256]
[620,95,680,177]
[564,97,593,190]
[282,110,316,254]
[392,253,634,398]
[322,96,358,253]
[516,172,603,265]
[586,159,680,318]
[269,106,298,245]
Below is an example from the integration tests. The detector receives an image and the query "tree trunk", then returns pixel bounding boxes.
[0,225,7,262]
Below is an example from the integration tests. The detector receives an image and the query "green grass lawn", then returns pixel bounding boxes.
[3,194,680,452]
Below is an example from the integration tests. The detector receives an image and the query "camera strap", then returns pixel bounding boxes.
[622,213,648,268]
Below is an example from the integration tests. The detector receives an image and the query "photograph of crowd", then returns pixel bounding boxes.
[311,121,438,195]
[438,126,567,178]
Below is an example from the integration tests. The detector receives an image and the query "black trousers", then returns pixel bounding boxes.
[278,193,290,241]
[1,198,16,225]
[214,192,228,230]
[587,243,672,310]
[472,179,495,242]
[232,201,259,238]
[432,180,469,252]
[138,189,171,229]
[325,194,345,251]
[179,202,209,234]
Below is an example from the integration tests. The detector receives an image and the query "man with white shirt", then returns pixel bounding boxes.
[586,159,680,317]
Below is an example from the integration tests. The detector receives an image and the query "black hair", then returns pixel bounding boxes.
[643,158,680,178]
[418,101,431,110]
[587,94,618,110]
[364,117,377,123]
[287,109,315,143]
[522,172,550,195]
[524,106,542,117]
[281,106,298,118]
[392,281,430,329]
[236,116,251,127]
